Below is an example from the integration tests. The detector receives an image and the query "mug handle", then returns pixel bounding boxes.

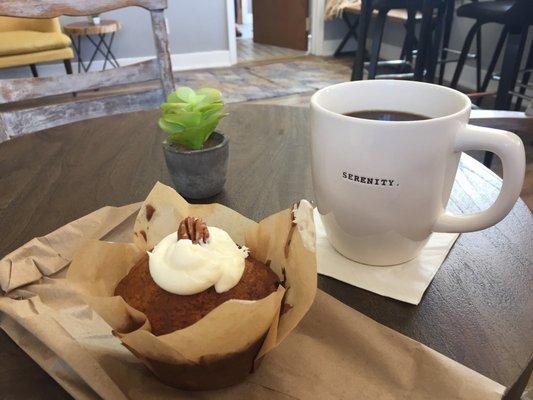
[433,124,525,233]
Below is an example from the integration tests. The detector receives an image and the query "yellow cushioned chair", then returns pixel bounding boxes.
[0,16,74,76]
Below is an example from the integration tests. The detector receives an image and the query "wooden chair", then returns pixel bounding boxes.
[0,0,174,142]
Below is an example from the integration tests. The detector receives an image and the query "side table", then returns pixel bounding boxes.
[63,20,122,73]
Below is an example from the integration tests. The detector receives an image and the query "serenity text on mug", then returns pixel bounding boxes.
[310,80,525,266]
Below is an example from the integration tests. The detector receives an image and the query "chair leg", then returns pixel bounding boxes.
[368,9,388,79]
[514,41,533,111]
[450,21,482,89]
[475,27,482,92]
[335,11,359,57]
[64,59,73,75]
[495,27,528,110]
[438,0,455,85]
[476,27,508,107]
[29,64,38,77]
[335,27,354,58]
[485,26,529,167]
[483,152,494,168]
[425,2,446,83]
[63,59,76,97]
[413,0,435,81]
[401,9,417,69]
[351,0,373,81]
[400,20,408,60]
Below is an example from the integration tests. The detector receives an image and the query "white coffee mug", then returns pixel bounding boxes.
[310,80,525,266]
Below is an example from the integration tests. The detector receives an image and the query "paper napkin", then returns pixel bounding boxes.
[314,209,459,305]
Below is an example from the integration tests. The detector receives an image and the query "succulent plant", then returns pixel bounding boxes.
[158,87,228,150]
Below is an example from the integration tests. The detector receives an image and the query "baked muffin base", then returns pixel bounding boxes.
[114,254,280,335]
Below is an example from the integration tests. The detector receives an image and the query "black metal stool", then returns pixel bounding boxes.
[450,0,533,105]
[450,0,533,167]
[438,0,484,90]
[512,40,533,110]
[334,8,361,57]
[351,0,446,82]
[334,5,421,62]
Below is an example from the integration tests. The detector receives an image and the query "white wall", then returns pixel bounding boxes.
[62,1,229,59]
[0,0,232,78]
[241,0,253,24]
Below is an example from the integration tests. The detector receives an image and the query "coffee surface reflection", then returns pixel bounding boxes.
[344,110,430,121]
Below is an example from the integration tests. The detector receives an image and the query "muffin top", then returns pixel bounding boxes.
[115,217,280,335]
[149,217,250,295]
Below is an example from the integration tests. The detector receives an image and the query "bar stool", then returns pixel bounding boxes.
[334,4,422,62]
[438,0,484,90]
[334,7,362,58]
[450,0,533,167]
[512,40,533,110]
[450,0,533,108]
[351,0,446,82]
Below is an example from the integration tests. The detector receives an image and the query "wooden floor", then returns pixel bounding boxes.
[236,22,307,63]
[237,38,307,63]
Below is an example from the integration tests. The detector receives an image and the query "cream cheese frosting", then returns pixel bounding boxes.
[148,226,249,295]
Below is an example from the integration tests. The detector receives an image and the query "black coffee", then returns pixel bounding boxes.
[344,110,430,121]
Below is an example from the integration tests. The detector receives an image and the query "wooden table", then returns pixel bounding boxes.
[0,104,531,399]
[63,20,122,73]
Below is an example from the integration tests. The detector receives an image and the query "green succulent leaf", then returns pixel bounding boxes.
[160,86,227,150]
[168,126,209,150]
[189,94,206,105]
[158,118,185,134]
[175,87,196,102]
[163,111,202,127]
[200,103,225,118]
[196,88,222,103]
[166,91,181,103]
[160,102,188,113]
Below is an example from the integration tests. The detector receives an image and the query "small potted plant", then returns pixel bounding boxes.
[159,87,229,199]
[88,14,101,25]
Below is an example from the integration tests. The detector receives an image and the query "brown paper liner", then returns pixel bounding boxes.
[66,182,317,390]
[0,203,140,293]
[130,335,266,390]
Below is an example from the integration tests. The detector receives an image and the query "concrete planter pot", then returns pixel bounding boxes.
[162,131,229,199]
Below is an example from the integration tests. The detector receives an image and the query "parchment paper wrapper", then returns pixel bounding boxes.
[65,182,317,390]
[0,185,505,399]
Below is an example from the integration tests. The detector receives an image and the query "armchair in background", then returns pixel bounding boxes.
[0,16,73,76]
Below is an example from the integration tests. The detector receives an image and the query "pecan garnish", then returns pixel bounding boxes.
[177,217,210,244]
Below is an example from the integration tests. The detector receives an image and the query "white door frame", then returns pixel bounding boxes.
[226,0,324,64]
[310,0,326,56]
[226,0,238,65]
